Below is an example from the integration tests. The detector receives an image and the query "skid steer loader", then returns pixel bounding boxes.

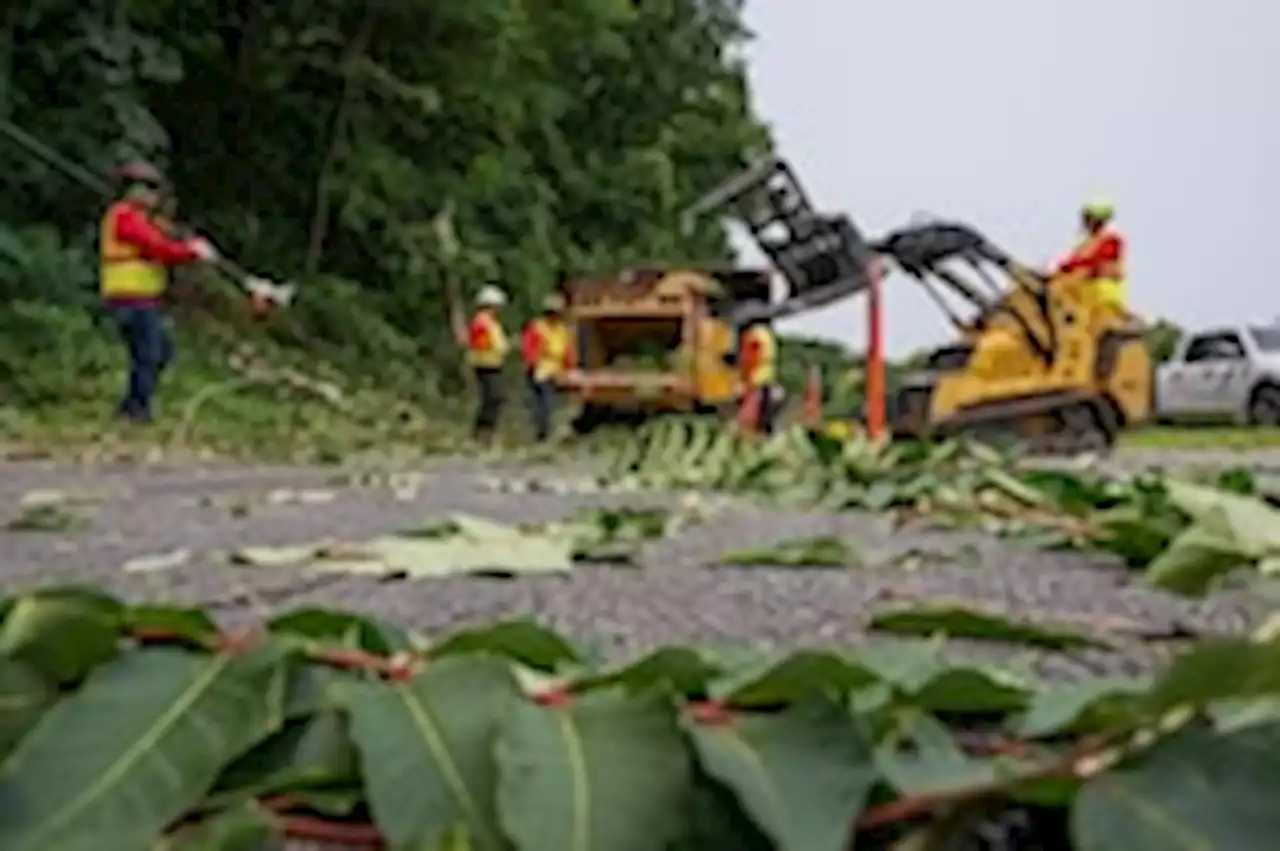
[682,155,1153,452]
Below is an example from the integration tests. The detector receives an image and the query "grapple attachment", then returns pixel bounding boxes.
[872,221,1011,275]
[682,155,879,325]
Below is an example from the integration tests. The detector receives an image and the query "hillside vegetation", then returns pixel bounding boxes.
[0,3,1204,457]
[0,0,771,455]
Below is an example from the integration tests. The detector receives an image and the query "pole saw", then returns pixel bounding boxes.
[0,120,295,310]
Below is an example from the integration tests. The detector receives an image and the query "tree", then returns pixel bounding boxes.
[0,0,771,393]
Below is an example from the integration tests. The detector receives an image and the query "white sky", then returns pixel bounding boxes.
[736,0,1277,355]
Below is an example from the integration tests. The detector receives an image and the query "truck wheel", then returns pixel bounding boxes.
[1248,386,1280,426]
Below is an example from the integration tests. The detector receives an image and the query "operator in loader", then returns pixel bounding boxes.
[466,285,510,443]
[737,304,781,434]
[1054,198,1127,308]
[521,292,572,442]
[100,161,219,423]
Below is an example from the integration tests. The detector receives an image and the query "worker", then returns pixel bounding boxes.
[521,292,572,442]
[738,305,780,433]
[466,285,510,442]
[100,161,218,423]
[1054,198,1126,308]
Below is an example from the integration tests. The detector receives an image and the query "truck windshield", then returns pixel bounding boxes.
[1249,327,1280,351]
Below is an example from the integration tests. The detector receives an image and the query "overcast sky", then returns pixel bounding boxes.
[735,0,1276,355]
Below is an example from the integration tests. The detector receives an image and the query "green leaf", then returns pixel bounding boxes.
[228,515,578,577]
[0,660,55,758]
[347,654,521,850]
[0,645,286,851]
[711,651,880,708]
[495,691,691,851]
[858,641,1034,714]
[571,646,723,697]
[1144,520,1255,596]
[429,620,582,670]
[1208,696,1280,732]
[125,605,218,646]
[0,588,124,685]
[1165,480,1280,543]
[687,697,877,851]
[875,709,1001,796]
[1144,481,1280,594]
[719,536,857,567]
[1144,639,1280,714]
[164,802,279,850]
[870,604,1109,650]
[361,527,576,576]
[282,663,354,718]
[1071,724,1280,850]
[667,775,775,851]
[204,712,357,808]
[268,607,416,654]
[1015,677,1151,738]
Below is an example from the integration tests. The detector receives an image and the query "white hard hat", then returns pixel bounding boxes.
[476,285,507,307]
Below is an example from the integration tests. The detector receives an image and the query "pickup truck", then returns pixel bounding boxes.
[1154,324,1280,425]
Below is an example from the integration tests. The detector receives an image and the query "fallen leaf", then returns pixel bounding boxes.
[122,549,194,573]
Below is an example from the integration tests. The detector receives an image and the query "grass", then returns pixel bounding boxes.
[1120,426,1280,450]
[0,306,474,464]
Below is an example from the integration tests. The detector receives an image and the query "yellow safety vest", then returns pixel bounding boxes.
[99,201,168,299]
[1071,228,1127,306]
[467,310,508,368]
[530,318,570,382]
[742,325,777,387]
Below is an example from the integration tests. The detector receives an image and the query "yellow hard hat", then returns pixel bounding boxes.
[1081,197,1115,221]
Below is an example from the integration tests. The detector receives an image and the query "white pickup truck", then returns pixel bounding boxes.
[1155,325,1280,425]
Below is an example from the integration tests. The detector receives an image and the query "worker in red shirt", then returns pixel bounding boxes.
[100,162,218,422]
[521,293,572,442]
[466,285,510,442]
[1054,198,1127,308]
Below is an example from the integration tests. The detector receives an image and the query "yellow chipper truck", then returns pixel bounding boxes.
[557,267,772,433]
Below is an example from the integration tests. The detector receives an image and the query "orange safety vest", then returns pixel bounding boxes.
[526,317,571,381]
[740,325,777,387]
[1069,227,1127,306]
[467,310,508,368]
[99,201,168,299]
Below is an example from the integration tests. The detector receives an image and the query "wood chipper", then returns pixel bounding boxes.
[557,267,772,433]
[681,154,1154,452]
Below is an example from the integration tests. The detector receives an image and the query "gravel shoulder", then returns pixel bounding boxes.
[0,450,1269,683]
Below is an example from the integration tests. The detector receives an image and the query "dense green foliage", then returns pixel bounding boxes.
[0,0,769,442]
[0,586,1277,850]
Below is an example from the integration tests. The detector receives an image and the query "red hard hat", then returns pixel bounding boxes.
[117,161,164,184]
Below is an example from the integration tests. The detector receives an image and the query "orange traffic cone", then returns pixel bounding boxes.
[802,365,823,428]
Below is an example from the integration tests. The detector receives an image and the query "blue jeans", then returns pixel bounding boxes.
[526,373,556,441]
[108,304,173,421]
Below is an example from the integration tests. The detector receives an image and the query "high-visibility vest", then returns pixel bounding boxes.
[1069,227,1127,306]
[740,325,777,387]
[467,310,508,368]
[527,317,571,381]
[99,201,167,299]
